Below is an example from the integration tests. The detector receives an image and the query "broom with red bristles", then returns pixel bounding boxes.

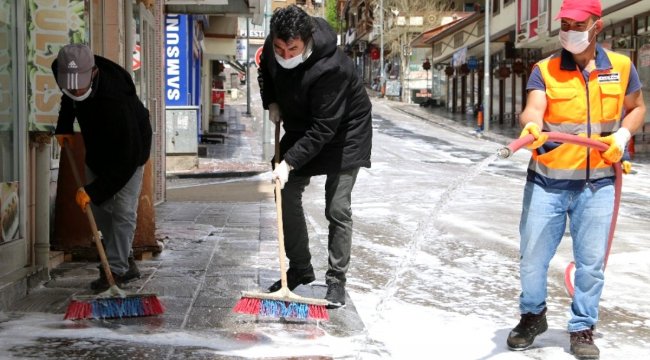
[233,124,329,321]
[61,140,164,320]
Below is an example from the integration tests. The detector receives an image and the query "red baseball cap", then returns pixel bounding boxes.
[555,0,602,21]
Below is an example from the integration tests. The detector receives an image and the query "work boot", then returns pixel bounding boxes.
[570,329,600,359]
[267,265,316,292]
[325,282,346,309]
[506,307,548,350]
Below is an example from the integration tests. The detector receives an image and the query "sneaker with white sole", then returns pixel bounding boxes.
[325,282,346,309]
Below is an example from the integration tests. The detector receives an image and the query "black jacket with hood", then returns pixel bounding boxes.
[53,55,152,205]
[259,17,372,176]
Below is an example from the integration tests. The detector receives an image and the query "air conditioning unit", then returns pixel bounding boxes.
[517,21,529,42]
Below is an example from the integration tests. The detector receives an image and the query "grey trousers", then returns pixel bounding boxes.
[86,166,144,275]
[281,167,359,285]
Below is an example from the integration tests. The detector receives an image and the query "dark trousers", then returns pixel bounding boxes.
[280,167,360,285]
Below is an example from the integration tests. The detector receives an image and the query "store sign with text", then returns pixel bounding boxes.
[165,14,189,106]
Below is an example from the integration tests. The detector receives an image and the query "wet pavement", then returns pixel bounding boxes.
[2,85,649,359]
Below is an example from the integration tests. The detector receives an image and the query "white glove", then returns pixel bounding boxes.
[611,127,632,153]
[272,160,292,189]
[269,103,282,124]
[598,127,631,164]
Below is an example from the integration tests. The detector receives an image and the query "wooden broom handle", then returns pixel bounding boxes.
[274,124,289,290]
[62,141,117,287]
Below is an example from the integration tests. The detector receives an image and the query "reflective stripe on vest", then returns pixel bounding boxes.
[531,50,631,181]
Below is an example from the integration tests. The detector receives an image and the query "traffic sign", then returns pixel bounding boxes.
[255,46,263,67]
[467,56,478,70]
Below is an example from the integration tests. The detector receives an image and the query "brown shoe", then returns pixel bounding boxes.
[570,329,599,359]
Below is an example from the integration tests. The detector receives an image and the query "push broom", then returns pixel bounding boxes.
[233,124,329,320]
[61,139,164,320]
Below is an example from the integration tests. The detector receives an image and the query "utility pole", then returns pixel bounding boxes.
[483,1,491,132]
[263,0,272,155]
[246,18,251,115]
[379,0,384,95]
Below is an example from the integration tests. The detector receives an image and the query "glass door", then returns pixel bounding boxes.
[0,0,26,277]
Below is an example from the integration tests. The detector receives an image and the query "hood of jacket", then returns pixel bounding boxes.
[93,56,137,99]
[301,17,337,67]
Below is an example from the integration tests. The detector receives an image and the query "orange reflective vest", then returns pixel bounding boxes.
[530,48,631,185]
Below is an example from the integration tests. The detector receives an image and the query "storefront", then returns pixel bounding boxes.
[0,0,27,283]
[634,11,650,154]
[1,0,164,308]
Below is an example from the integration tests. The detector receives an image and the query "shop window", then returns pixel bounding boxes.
[434,42,442,57]
[637,16,647,34]
[454,32,464,48]
[0,0,17,183]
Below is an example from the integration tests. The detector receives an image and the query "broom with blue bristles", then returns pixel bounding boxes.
[61,140,164,320]
[233,124,329,321]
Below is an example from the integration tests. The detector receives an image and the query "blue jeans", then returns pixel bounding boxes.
[519,181,613,332]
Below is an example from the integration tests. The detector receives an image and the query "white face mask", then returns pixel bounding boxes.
[275,53,303,69]
[62,86,92,101]
[274,40,313,70]
[559,22,597,55]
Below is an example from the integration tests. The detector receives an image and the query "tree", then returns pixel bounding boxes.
[325,0,340,32]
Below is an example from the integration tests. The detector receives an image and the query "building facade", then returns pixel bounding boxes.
[0,0,165,308]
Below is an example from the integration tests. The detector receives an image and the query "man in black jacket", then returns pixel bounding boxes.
[52,44,152,291]
[260,5,373,308]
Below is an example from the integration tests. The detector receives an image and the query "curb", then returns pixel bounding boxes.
[394,104,516,145]
[166,170,266,180]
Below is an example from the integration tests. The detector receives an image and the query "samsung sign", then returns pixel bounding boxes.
[165,14,188,106]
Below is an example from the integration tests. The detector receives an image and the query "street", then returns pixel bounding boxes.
[1,97,649,359]
[324,99,650,359]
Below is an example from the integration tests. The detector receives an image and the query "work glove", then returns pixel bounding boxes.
[268,103,282,124]
[519,122,548,150]
[75,187,91,211]
[55,134,74,148]
[272,160,292,189]
[622,160,632,174]
[597,128,631,164]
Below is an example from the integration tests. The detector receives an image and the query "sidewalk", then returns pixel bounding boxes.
[391,100,520,145]
[166,90,271,180]
[0,86,366,358]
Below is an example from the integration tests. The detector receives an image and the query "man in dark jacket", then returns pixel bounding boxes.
[260,5,372,308]
[52,44,152,291]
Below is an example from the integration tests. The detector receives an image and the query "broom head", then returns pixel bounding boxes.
[64,293,165,320]
[233,288,329,321]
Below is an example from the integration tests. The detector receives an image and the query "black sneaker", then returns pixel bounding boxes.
[506,307,548,350]
[570,329,600,359]
[90,257,140,291]
[268,265,316,292]
[325,282,346,309]
[122,256,141,282]
[90,269,124,291]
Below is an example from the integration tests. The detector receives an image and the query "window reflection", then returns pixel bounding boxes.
[0,0,16,183]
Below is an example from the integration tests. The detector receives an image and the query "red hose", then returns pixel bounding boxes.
[501,132,622,297]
